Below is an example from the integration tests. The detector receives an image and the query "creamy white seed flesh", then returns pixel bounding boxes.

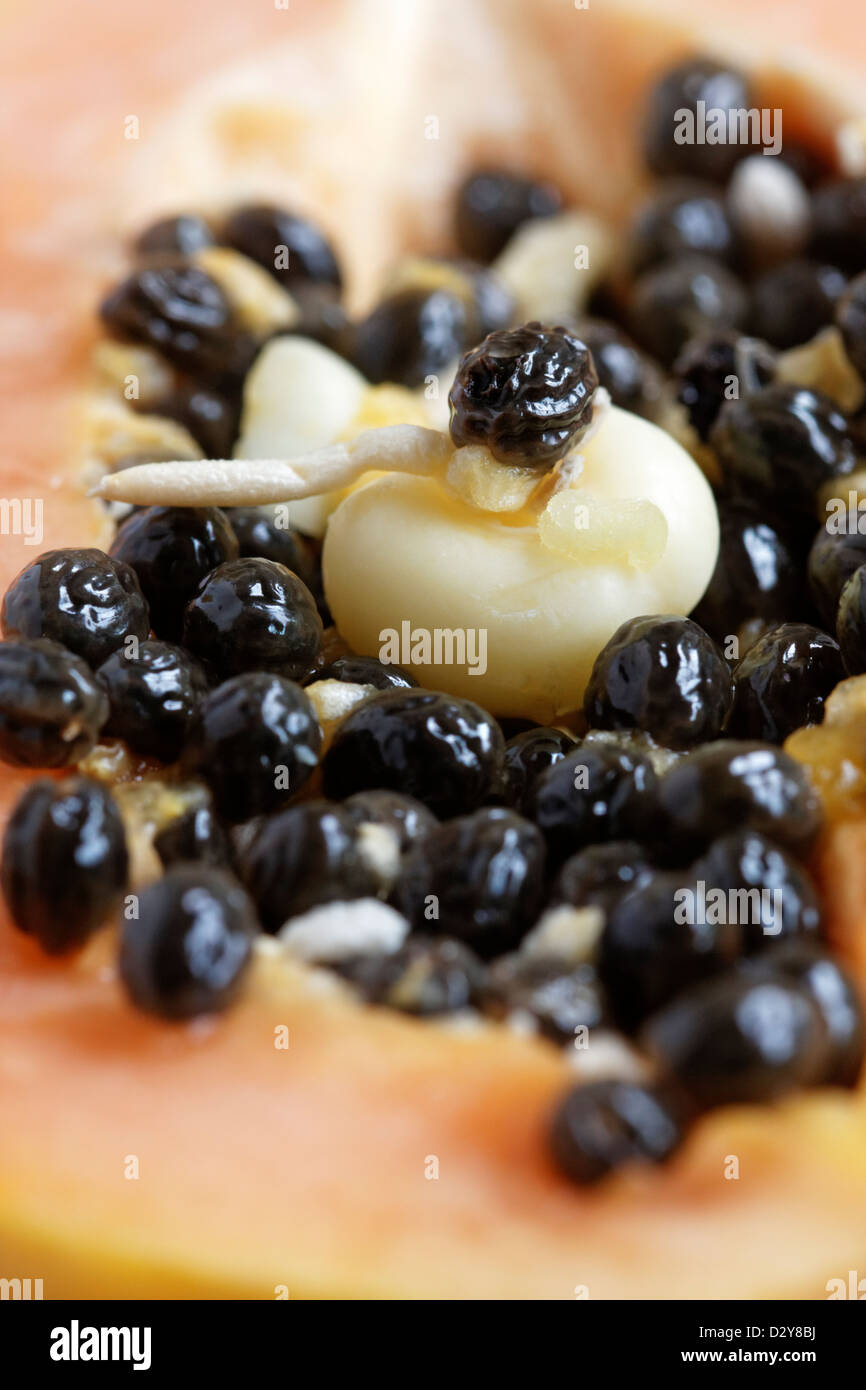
[95,406,720,721]
[278,899,410,963]
[234,336,368,536]
[325,407,719,720]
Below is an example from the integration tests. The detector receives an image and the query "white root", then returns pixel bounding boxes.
[94,423,452,506]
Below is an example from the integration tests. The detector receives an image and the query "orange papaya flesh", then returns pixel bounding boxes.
[2,0,866,1299]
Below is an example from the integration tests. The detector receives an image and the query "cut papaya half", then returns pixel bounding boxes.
[2,0,866,1301]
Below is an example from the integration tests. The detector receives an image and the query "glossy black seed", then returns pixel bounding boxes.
[710,384,856,517]
[600,868,742,1030]
[393,807,546,958]
[134,214,215,258]
[673,332,776,441]
[551,840,653,913]
[222,203,342,292]
[751,260,846,350]
[388,257,515,341]
[222,506,318,587]
[242,800,379,931]
[182,557,322,682]
[584,615,733,751]
[650,740,822,859]
[342,789,437,855]
[528,745,657,867]
[728,622,845,742]
[500,726,577,814]
[642,973,829,1108]
[690,502,803,643]
[1,548,150,668]
[642,58,752,181]
[810,178,866,273]
[120,866,257,1019]
[694,829,822,950]
[99,263,258,384]
[230,514,326,633]
[153,798,233,871]
[153,382,241,459]
[322,688,504,818]
[350,288,468,389]
[572,319,666,420]
[96,639,208,762]
[0,638,108,767]
[807,521,866,629]
[740,942,865,1086]
[629,256,749,368]
[314,654,417,691]
[550,1080,685,1185]
[837,564,866,673]
[182,672,321,822]
[455,167,563,263]
[449,322,598,467]
[336,936,485,1016]
[484,955,607,1044]
[629,180,740,274]
[835,270,866,378]
[0,776,127,953]
[110,506,239,643]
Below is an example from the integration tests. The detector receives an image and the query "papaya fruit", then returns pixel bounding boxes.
[2,0,866,1300]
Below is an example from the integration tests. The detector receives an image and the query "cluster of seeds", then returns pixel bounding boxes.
[3,54,866,1190]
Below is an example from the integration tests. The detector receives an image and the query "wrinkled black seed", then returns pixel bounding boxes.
[584,615,733,751]
[690,502,803,643]
[0,637,108,768]
[322,688,504,818]
[1,775,128,953]
[673,332,776,441]
[648,740,822,859]
[455,168,563,263]
[1,548,150,668]
[642,58,752,182]
[351,288,468,389]
[710,384,856,518]
[728,622,845,742]
[500,726,577,815]
[182,557,322,682]
[100,262,258,384]
[394,807,546,958]
[693,829,823,950]
[96,639,209,762]
[629,255,749,367]
[182,672,321,822]
[449,322,598,467]
[528,745,657,867]
[242,800,379,931]
[120,865,257,1019]
[110,506,239,643]
[222,203,342,292]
